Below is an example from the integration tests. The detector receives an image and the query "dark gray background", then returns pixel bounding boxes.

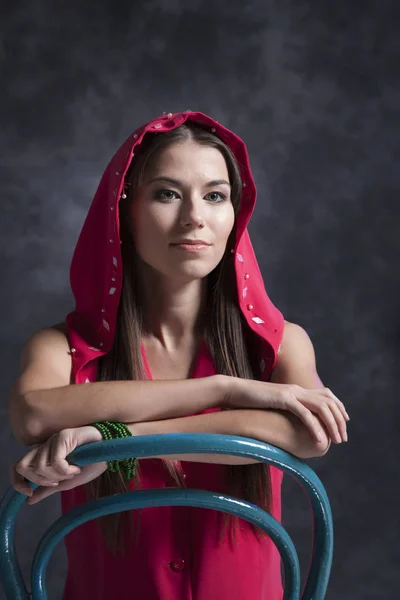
[1,1,399,598]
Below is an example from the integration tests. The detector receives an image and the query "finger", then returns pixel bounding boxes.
[27,484,59,505]
[318,388,350,421]
[50,438,81,478]
[27,471,83,505]
[34,451,73,483]
[14,446,46,483]
[14,445,66,487]
[299,392,345,443]
[34,444,62,482]
[10,465,33,497]
[312,403,343,444]
[15,446,41,473]
[327,401,348,442]
[15,462,61,487]
[285,399,326,443]
[324,390,350,421]
[33,439,76,483]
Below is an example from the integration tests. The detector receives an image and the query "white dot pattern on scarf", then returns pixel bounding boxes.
[66,113,285,391]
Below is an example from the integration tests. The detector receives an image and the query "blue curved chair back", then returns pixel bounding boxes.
[0,434,333,599]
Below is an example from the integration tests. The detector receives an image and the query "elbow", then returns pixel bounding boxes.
[20,419,45,446]
[9,392,45,446]
[312,421,332,457]
[295,441,330,460]
[319,436,332,456]
[295,426,332,460]
[310,436,331,458]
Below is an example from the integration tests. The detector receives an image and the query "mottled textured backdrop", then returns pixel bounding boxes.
[1,1,399,598]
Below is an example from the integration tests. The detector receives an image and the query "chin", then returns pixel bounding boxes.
[172,266,212,281]
[142,252,225,282]
[165,260,219,282]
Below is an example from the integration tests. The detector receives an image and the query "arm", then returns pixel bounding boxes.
[128,405,324,462]
[128,322,337,461]
[8,326,227,446]
[11,322,347,500]
[269,321,333,453]
[11,323,345,458]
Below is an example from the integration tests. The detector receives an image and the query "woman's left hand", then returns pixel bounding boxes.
[11,426,107,505]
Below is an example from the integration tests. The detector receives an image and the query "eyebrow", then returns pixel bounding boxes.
[148,176,231,188]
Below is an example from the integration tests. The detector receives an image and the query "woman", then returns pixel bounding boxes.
[9,111,349,600]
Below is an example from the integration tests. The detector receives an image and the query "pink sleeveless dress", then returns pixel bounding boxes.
[61,341,284,600]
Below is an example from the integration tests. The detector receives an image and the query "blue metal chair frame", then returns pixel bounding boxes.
[0,433,333,600]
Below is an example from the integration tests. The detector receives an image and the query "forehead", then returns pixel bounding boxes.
[145,140,228,178]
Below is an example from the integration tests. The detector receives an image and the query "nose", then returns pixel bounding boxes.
[179,194,205,229]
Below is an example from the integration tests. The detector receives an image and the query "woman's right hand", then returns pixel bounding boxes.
[11,426,107,503]
[225,378,349,445]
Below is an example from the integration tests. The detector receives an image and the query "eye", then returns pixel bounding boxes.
[154,189,179,202]
[153,189,227,203]
[206,192,227,203]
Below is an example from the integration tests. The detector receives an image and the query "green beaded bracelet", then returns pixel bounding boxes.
[91,421,138,481]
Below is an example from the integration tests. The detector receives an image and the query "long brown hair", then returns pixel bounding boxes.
[87,123,272,554]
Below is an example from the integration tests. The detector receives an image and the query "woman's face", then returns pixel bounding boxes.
[129,139,235,282]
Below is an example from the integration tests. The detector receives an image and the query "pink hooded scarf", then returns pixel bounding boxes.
[62,111,285,600]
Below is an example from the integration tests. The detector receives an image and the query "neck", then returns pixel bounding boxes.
[138,265,207,351]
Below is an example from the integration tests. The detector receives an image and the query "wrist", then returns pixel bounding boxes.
[80,425,103,443]
[217,374,240,409]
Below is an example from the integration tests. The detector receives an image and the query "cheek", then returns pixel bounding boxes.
[130,203,167,244]
[212,205,235,242]
[129,204,175,269]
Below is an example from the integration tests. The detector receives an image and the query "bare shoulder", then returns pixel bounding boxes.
[16,321,73,392]
[8,322,73,443]
[279,321,316,361]
[270,321,323,387]
[20,321,70,365]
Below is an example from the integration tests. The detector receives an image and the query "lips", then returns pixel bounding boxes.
[170,241,212,253]
[171,240,211,246]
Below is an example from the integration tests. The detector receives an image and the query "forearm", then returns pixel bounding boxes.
[20,375,227,445]
[129,407,329,462]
